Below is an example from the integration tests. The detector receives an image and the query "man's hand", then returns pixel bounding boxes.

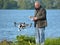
[29,16,37,21]
[33,17,37,21]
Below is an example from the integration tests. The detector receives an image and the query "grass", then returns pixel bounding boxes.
[0,35,60,45]
[45,38,60,45]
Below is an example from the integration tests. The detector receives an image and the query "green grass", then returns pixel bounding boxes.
[0,35,60,45]
[45,38,60,45]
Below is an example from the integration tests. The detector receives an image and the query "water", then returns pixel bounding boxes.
[0,10,60,41]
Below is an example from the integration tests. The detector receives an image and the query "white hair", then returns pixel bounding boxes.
[35,1,40,4]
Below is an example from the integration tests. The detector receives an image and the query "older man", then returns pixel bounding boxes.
[33,1,47,45]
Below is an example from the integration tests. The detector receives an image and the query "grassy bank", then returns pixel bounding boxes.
[0,35,60,45]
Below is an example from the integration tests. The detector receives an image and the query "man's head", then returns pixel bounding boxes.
[34,1,41,9]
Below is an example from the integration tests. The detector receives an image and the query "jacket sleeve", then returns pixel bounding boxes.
[37,8,46,20]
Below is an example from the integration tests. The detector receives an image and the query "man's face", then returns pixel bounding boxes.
[35,2,40,9]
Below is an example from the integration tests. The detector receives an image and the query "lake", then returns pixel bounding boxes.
[0,10,60,41]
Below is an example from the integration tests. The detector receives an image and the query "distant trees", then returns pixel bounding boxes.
[0,0,60,9]
[6,1,18,9]
[0,0,18,9]
[41,0,60,9]
[17,0,34,9]
[0,0,3,9]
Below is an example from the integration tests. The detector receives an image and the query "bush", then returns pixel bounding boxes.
[14,35,36,45]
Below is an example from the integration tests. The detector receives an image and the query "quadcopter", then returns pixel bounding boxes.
[14,22,32,31]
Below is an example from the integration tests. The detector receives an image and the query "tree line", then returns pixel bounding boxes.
[0,0,60,9]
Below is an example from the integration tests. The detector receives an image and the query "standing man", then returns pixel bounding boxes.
[33,1,47,45]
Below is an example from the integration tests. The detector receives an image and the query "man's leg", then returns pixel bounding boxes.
[35,28,40,45]
[39,28,45,45]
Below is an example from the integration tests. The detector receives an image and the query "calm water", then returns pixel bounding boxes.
[0,10,60,41]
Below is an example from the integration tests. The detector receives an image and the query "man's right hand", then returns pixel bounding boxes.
[29,16,38,21]
[33,17,37,21]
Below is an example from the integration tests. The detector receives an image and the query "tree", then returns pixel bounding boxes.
[2,0,18,9]
[0,0,4,9]
[7,1,18,9]
[17,0,26,9]
[42,0,60,9]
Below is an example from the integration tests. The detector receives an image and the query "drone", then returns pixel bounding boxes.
[14,22,32,31]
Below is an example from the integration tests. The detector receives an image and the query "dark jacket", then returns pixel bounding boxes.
[34,8,47,28]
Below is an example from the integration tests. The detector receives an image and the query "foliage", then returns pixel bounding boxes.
[0,0,60,9]
[0,40,14,45]
[42,0,60,9]
[0,35,60,45]
[14,35,36,45]
[14,35,60,45]
[45,38,60,45]
[0,0,18,9]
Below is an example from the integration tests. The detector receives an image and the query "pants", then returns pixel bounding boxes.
[35,27,45,45]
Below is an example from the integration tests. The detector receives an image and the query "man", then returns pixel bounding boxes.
[33,1,47,45]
